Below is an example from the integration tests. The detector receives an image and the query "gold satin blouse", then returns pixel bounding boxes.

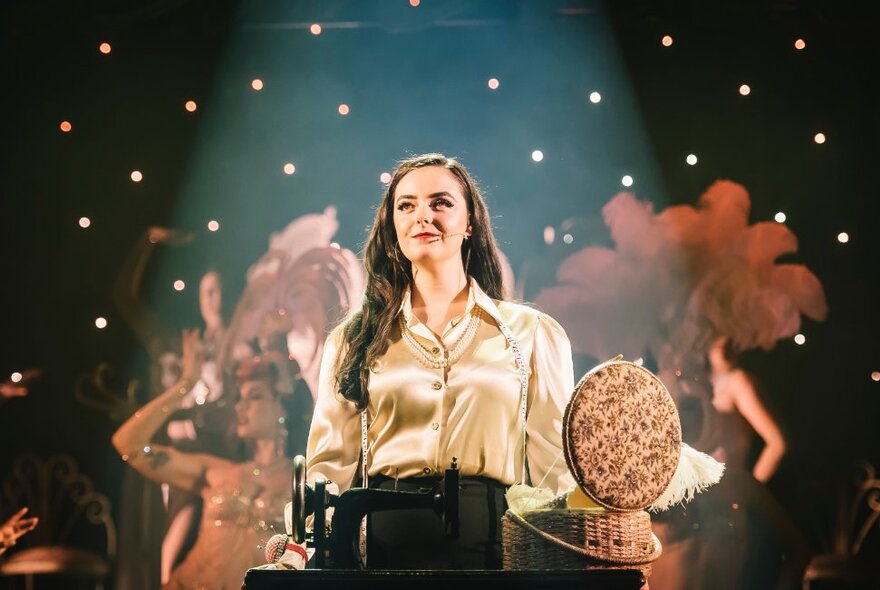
[306,280,575,495]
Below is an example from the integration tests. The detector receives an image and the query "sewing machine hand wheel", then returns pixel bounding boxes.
[292,455,307,543]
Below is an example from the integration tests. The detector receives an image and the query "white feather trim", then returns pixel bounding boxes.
[649,443,725,512]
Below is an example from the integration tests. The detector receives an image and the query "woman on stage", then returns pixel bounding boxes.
[307,153,575,569]
[113,329,312,589]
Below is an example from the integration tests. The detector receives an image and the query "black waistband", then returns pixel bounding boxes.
[368,473,507,491]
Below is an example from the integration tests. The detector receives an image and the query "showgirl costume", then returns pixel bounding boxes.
[165,474,289,590]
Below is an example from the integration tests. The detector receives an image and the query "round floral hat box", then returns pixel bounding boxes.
[562,358,682,511]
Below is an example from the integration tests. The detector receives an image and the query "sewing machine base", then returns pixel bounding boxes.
[243,568,645,590]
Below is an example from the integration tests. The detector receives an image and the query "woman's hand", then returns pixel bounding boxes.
[180,328,204,384]
[0,368,42,399]
[111,327,229,494]
[147,226,195,246]
[0,507,39,555]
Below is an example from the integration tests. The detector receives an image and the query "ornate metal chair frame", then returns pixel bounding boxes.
[1,454,116,590]
[802,460,880,589]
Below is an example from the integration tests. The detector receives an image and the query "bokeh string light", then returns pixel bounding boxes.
[48,10,844,371]
[59,21,831,353]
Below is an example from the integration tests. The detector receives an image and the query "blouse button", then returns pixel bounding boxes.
[431,422,439,430]
[423,467,432,475]
[431,381,442,391]
[431,346,440,354]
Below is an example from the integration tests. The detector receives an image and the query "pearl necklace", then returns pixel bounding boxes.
[398,307,482,369]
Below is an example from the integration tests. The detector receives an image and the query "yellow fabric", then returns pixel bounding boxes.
[306,280,576,495]
[566,486,603,510]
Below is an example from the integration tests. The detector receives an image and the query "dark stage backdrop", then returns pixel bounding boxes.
[1,0,878,575]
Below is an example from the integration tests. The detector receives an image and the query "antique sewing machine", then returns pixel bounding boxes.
[242,454,644,589]
[289,454,462,569]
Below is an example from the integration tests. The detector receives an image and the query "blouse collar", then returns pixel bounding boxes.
[399,278,505,330]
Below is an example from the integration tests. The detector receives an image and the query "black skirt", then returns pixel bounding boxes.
[366,475,507,570]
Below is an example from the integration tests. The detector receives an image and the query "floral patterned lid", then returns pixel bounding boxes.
[562,358,681,511]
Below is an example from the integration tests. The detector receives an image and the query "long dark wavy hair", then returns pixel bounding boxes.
[336,153,505,410]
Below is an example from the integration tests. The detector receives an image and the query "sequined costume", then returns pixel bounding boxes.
[164,481,288,590]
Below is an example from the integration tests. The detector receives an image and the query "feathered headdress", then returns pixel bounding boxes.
[534,180,828,373]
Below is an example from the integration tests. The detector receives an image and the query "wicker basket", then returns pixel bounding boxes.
[501,508,661,576]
